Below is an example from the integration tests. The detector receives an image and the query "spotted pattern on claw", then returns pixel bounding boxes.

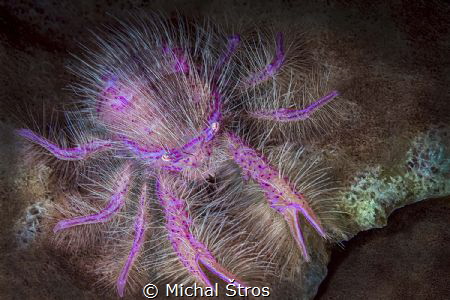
[226,133,326,259]
[157,174,246,288]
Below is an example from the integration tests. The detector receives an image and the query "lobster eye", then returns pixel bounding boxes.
[211,122,219,132]
[161,153,171,161]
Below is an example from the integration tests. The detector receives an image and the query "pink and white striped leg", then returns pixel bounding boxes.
[226,133,326,260]
[116,183,148,297]
[16,128,112,161]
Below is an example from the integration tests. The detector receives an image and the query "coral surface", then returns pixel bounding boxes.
[343,128,450,230]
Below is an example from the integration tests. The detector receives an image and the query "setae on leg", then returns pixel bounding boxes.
[117,183,148,297]
[248,90,340,122]
[246,32,285,86]
[53,163,132,232]
[226,133,326,261]
[16,128,113,160]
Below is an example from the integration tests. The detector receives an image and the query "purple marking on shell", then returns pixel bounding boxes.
[53,164,131,233]
[98,77,134,112]
[246,32,285,85]
[162,45,189,73]
[117,183,148,298]
[13,20,345,298]
[249,90,340,122]
[16,129,113,161]
[156,175,246,288]
[226,133,326,257]
[290,202,326,238]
